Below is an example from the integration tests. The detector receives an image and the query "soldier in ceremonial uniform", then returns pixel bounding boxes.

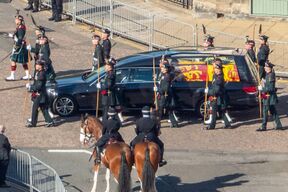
[257,35,270,80]
[91,34,105,71]
[94,107,124,164]
[25,60,55,128]
[245,40,256,63]
[27,31,56,83]
[130,106,167,167]
[97,61,116,121]
[101,29,112,60]
[256,61,283,131]
[204,58,231,130]
[203,34,215,49]
[155,63,178,128]
[6,15,31,81]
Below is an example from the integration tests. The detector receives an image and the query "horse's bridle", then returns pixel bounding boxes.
[80,119,93,144]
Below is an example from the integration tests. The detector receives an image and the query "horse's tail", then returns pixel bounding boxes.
[142,148,156,192]
[118,151,131,192]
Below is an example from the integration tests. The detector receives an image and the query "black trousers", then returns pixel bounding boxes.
[262,104,282,129]
[158,106,178,126]
[0,160,9,183]
[51,0,63,16]
[28,0,39,9]
[31,97,53,126]
[208,100,230,129]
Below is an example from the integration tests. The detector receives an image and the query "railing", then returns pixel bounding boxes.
[164,0,192,9]
[6,149,66,192]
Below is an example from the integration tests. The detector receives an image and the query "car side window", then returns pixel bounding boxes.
[129,68,153,83]
[116,69,130,83]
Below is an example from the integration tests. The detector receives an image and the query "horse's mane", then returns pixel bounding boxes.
[86,115,103,130]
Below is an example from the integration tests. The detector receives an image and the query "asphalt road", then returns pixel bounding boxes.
[1,0,288,192]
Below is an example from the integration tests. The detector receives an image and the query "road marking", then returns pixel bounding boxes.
[48,149,92,155]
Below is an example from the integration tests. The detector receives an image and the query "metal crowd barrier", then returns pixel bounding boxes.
[6,149,66,192]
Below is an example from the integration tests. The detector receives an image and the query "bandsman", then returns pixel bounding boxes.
[6,15,31,81]
[256,61,283,131]
[25,60,55,128]
[204,58,231,130]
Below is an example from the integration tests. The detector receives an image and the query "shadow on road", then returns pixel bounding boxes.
[158,173,249,192]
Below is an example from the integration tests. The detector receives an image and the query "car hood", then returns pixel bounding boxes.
[50,75,85,88]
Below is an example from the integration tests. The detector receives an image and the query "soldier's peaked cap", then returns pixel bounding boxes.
[15,15,24,21]
[205,34,214,41]
[265,60,274,68]
[102,28,111,35]
[92,34,101,40]
[260,35,269,41]
[108,57,116,65]
[107,107,117,116]
[35,59,45,66]
[215,63,223,69]
[141,106,150,115]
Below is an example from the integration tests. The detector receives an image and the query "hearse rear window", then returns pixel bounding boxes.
[171,56,240,82]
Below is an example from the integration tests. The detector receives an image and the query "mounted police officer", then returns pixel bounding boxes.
[101,29,112,60]
[92,34,105,71]
[257,35,270,80]
[256,61,283,131]
[6,15,31,81]
[94,107,124,164]
[25,60,55,128]
[204,58,231,130]
[97,60,116,121]
[245,39,256,63]
[27,32,56,83]
[155,62,178,128]
[130,106,167,167]
[203,34,215,49]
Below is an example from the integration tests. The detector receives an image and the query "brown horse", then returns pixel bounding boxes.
[134,141,160,192]
[80,115,133,192]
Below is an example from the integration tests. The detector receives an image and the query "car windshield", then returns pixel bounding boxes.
[83,66,105,81]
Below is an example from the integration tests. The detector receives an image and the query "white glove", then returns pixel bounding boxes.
[25,83,31,90]
[36,39,39,44]
[14,35,18,42]
[26,44,32,51]
[96,82,101,89]
[8,33,14,38]
[258,85,263,91]
[153,86,158,92]
[204,88,209,94]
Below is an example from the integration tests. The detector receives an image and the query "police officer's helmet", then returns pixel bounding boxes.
[141,106,150,116]
[107,107,117,116]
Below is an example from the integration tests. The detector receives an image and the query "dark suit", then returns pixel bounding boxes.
[0,133,11,185]
[257,44,270,79]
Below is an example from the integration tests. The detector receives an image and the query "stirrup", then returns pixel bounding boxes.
[159,159,167,167]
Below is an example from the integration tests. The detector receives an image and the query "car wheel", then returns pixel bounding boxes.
[53,95,77,117]
[196,98,208,118]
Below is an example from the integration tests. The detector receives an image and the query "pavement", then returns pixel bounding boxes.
[1,0,288,192]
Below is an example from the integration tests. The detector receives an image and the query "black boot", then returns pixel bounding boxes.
[24,4,33,10]
[256,127,266,132]
[48,14,55,21]
[54,15,62,22]
[94,146,101,165]
[32,8,39,12]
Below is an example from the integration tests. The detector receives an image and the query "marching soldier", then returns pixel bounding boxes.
[97,61,116,121]
[94,107,124,164]
[203,34,215,49]
[101,29,112,60]
[91,34,105,71]
[155,62,178,128]
[245,39,256,63]
[256,61,283,131]
[6,15,31,81]
[204,58,231,130]
[257,35,270,80]
[130,106,167,167]
[25,60,55,128]
[27,32,56,83]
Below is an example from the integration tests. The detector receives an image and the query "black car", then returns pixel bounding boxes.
[46,48,259,117]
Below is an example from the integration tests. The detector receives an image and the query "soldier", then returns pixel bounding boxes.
[27,32,56,83]
[94,107,124,164]
[155,63,178,128]
[245,40,256,63]
[97,61,116,121]
[130,106,167,167]
[257,35,270,80]
[25,60,55,128]
[204,58,231,130]
[48,0,63,22]
[0,125,11,188]
[256,61,283,131]
[6,15,31,81]
[24,0,40,12]
[101,29,112,60]
[203,34,215,49]
[91,34,105,71]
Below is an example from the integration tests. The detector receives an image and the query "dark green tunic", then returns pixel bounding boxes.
[10,24,29,64]
[93,44,105,68]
